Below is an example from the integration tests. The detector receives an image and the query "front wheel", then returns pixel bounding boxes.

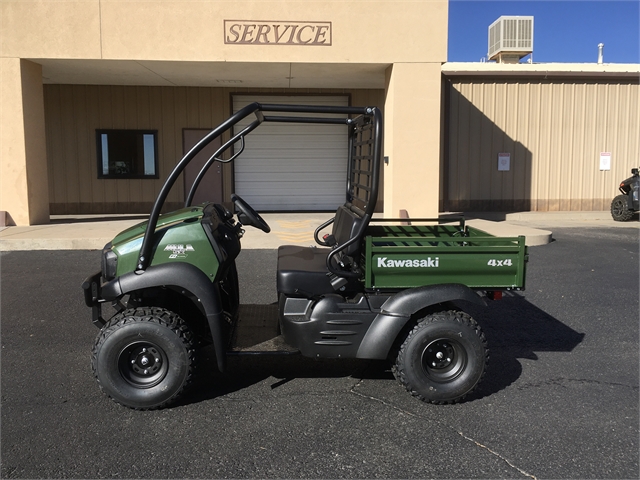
[393,311,488,404]
[611,194,634,221]
[91,307,196,410]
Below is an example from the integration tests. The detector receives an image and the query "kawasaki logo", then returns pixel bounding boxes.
[377,257,440,268]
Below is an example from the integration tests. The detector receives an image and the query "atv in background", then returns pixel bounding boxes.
[611,167,639,221]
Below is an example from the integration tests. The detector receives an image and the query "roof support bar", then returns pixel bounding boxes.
[136,103,380,272]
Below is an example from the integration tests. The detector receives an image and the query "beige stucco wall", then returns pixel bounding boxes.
[384,63,443,218]
[1,0,447,63]
[1,0,447,223]
[0,59,49,225]
[0,1,102,58]
[445,77,640,211]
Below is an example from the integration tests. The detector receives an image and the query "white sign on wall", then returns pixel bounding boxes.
[498,153,511,171]
[600,152,611,171]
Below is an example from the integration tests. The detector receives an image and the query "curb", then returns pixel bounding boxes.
[3,211,636,252]
[466,219,552,247]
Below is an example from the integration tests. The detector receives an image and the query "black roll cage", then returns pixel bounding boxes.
[136,102,383,272]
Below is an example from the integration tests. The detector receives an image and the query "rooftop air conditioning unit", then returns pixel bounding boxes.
[488,16,534,63]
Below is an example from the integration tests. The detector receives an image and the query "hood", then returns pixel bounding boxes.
[111,206,204,251]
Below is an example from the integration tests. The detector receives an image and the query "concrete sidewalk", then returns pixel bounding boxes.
[0,211,637,252]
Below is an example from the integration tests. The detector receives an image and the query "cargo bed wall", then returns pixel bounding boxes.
[362,224,527,290]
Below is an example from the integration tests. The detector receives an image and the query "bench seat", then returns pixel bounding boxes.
[276,245,334,297]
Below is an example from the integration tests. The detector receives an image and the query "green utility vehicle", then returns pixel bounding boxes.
[82,103,528,410]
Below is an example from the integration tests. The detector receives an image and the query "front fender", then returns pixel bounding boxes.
[356,284,486,360]
[101,262,226,372]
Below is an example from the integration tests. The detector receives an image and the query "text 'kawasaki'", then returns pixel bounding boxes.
[377,257,440,268]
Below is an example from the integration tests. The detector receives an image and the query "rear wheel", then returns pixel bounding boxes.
[611,194,634,221]
[92,307,195,410]
[393,311,488,404]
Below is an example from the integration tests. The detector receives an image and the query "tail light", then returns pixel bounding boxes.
[487,291,503,300]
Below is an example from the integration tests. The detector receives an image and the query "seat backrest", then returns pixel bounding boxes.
[331,205,364,257]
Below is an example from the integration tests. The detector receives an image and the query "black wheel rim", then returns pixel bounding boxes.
[612,199,625,216]
[118,342,169,388]
[421,338,467,383]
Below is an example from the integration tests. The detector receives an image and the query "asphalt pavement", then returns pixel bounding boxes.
[1,225,638,479]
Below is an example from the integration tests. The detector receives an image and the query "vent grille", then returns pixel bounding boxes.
[488,16,533,61]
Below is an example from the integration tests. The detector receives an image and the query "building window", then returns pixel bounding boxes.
[96,130,159,179]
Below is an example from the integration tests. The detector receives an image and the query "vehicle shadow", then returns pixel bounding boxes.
[460,293,585,401]
[177,293,584,407]
[179,351,385,407]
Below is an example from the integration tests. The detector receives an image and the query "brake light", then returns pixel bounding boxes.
[487,291,503,300]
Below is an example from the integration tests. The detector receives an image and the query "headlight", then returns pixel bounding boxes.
[101,242,118,280]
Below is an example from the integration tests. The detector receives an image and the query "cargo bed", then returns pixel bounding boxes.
[362,218,527,291]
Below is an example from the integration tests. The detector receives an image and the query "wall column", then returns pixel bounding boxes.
[0,59,50,225]
[383,63,442,218]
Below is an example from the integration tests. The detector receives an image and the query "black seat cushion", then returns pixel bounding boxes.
[277,245,334,297]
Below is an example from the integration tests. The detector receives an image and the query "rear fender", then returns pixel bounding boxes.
[356,284,486,360]
[102,262,226,372]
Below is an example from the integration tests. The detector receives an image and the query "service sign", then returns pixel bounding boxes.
[224,20,332,46]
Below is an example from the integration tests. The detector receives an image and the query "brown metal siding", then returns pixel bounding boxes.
[445,78,640,211]
[43,85,384,214]
[44,85,229,214]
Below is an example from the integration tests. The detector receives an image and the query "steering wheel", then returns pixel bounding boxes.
[231,194,271,233]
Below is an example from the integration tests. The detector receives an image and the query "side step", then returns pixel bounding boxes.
[227,334,300,356]
[227,303,299,356]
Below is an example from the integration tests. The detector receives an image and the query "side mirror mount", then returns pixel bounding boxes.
[632,168,639,175]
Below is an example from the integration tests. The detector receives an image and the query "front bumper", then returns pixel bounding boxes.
[81,271,106,327]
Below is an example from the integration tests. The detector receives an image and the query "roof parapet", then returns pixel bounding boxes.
[442,62,640,78]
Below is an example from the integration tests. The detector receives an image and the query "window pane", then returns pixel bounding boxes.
[143,134,156,176]
[97,130,158,179]
[101,134,109,175]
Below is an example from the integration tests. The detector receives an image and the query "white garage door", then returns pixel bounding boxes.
[233,95,349,211]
